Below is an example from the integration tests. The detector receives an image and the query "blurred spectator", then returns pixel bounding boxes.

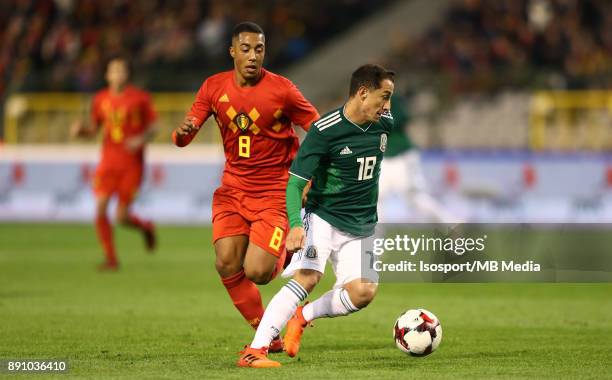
[0,0,391,98]
[5,0,610,112]
[390,0,612,95]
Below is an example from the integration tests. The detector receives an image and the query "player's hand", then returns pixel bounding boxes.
[286,226,305,253]
[301,180,312,207]
[176,116,198,136]
[70,119,85,139]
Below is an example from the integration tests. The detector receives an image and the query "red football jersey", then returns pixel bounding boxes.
[91,85,157,168]
[181,69,319,193]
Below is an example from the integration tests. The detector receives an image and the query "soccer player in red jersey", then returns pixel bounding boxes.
[172,22,319,352]
[72,57,158,271]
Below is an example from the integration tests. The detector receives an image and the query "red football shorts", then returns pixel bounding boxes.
[92,164,143,205]
[212,185,288,258]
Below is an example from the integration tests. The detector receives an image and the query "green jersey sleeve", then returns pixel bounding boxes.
[289,127,329,181]
[286,175,307,228]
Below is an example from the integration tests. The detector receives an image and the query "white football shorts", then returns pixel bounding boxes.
[282,212,379,288]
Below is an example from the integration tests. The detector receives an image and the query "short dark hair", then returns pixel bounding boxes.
[232,22,265,40]
[349,64,395,97]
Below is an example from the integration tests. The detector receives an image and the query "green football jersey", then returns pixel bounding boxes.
[289,106,394,236]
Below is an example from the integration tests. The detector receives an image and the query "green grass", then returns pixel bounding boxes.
[0,223,611,379]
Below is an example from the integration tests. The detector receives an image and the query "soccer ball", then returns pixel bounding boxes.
[393,308,442,356]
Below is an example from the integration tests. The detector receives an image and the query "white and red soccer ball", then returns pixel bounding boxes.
[393,308,442,356]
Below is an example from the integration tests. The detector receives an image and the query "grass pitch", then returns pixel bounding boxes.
[0,223,611,379]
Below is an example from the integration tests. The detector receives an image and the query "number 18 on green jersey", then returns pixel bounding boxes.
[288,106,394,236]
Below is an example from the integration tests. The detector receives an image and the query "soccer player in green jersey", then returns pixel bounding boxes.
[238,64,395,368]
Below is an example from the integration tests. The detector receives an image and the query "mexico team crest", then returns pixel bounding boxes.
[380,133,388,152]
[235,113,252,132]
[305,245,318,259]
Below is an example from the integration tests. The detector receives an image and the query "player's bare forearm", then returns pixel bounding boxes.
[70,119,98,139]
[286,226,305,253]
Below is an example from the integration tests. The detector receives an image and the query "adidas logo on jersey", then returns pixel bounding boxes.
[340,146,352,155]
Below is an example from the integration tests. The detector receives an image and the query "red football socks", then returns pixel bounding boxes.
[95,215,117,265]
[221,270,265,329]
[125,213,152,231]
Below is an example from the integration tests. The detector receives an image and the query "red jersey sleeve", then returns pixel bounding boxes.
[175,79,213,147]
[284,80,319,131]
[187,79,213,128]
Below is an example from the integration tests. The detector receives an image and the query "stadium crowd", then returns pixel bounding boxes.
[0,0,390,97]
[2,0,611,105]
[388,0,612,95]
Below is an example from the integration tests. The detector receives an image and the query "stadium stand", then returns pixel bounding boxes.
[2,0,612,223]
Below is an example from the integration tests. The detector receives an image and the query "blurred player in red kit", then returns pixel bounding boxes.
[72,57,157,271]
[172,22,319,352]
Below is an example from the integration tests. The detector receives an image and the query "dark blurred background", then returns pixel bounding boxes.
[0,0,393,93]
[1,0,612,223]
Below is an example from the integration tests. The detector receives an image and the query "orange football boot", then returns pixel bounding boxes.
[237,346,281,368]
[284,304,310,357]
[143,222,157,253]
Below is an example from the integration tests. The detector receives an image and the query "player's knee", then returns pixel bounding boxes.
[347,282,378,309]
[293,269,322,293]
[215,256,242,277]
[244,265,273,285]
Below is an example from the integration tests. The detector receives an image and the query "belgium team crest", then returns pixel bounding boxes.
[235,113,252,132]
[380,133,388,152]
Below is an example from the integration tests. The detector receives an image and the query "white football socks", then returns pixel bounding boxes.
[302,288,359,321]
[250,279,308,349]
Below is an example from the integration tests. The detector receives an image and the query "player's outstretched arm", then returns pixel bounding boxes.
[286,175,308,252]
[70,119,99,139]
[172,116,199,147]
